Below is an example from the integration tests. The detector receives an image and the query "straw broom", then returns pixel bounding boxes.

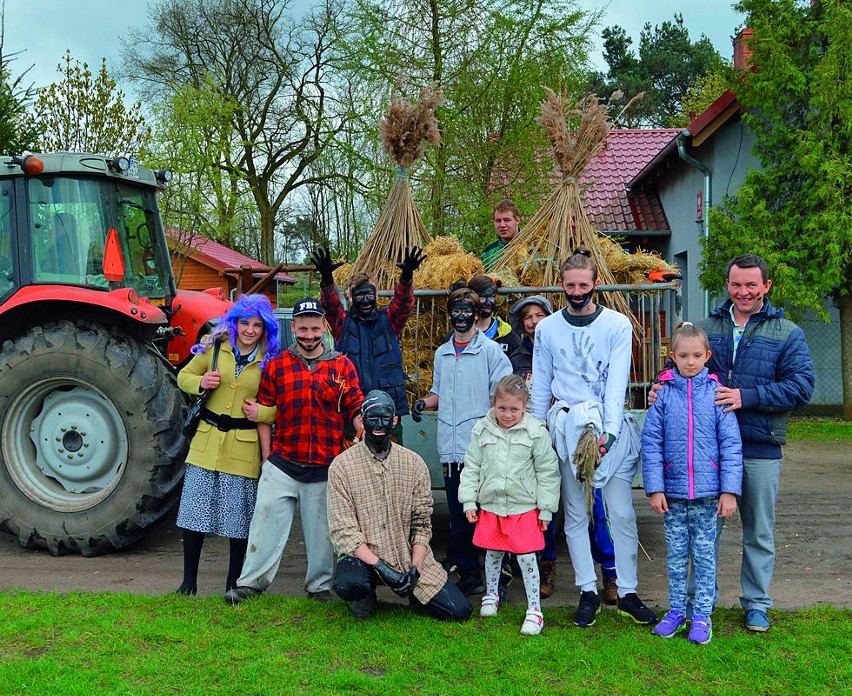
[493,89,642,322]
[349,82,444,291]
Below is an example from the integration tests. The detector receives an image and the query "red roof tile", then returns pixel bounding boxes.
[167,229,297,283]
[579,129,678,233]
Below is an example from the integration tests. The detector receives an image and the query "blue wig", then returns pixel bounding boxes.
[192,293,280,366]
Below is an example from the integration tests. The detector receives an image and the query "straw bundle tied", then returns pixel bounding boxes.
[573,425,602,517]
[493,88,643,326]
[349,82,444,290]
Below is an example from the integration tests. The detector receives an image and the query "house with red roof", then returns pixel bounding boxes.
[579,128,678,248]
[624,28,841,411]
[168,230,296,308]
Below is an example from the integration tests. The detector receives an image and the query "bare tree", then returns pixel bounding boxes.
[124,0,353,264]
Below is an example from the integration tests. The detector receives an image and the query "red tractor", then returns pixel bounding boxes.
[0,152,231,555]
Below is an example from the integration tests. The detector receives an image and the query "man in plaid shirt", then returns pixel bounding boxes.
[328,390,472,621]
[310,246,425,429]
[226,298,363,604]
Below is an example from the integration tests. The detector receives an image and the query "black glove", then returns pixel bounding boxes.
[597,432,616,457]
[392,566,420,598]
[310,246,344,287]
[396,246,427,284]
[374,560,405,589]
[411,399,426,423]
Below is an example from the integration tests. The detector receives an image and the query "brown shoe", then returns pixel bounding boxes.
[539,559,556,599]
[601,576,618,605]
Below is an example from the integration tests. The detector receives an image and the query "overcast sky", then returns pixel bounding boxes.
[4,0,745,95]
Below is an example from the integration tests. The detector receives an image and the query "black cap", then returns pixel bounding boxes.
[292,297,325,317]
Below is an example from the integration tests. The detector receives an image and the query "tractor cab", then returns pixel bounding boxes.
[0,153,175,308]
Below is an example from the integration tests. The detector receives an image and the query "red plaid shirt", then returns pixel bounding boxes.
[321,279,414,342]
[258,347,363,466]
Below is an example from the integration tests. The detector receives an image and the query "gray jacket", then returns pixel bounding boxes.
[430,330,512,463]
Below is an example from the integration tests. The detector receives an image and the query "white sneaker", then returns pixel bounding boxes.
[480,593,500,617]
[521,609,543,635]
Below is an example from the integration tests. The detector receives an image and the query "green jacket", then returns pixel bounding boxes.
[480,238,507,271]
[459,409,560,520]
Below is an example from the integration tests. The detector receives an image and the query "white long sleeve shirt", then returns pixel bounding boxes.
[530,306,632,437]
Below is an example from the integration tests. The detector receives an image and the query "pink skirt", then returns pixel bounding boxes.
[473,509,544,554]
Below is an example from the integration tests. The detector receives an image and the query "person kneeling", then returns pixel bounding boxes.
[328,390,472,621]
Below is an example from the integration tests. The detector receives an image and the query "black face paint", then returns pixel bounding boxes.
[296,335,322,354]
[449,300,476,333]
[477,288,497,318]
[566,288,594,311]
[361,390,397,454]
[363,407,395,453]
[352,283,378,319]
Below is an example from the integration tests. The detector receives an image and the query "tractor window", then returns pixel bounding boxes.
[25,176,170,297]
[115,184,169,297]
[0,181,15,297]
[27,177,111,288]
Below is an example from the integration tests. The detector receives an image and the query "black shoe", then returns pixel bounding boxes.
[574,591,601,627]
[224,586,262,605]
[308,590,333,603]
[348,592,378,619]
[455,572,486,595]
[617,592,657,625]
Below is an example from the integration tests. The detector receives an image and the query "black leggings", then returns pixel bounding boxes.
[333,555,472,622]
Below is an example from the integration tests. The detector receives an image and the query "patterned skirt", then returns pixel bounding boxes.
[473,509,544,554]
[176,463,258,539]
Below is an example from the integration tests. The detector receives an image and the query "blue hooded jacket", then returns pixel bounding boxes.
[642,367,742,500]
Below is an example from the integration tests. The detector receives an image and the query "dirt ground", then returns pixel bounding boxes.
[1,440,849,611]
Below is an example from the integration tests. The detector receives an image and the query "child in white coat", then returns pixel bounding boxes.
[459,375,561,635]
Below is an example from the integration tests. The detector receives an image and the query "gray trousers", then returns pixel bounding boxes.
[687,456,782,613]
[561,462,639,596]
[237,460,334,594]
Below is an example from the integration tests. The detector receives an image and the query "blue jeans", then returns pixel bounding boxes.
[665,498,718,617]
[443,461,479,574]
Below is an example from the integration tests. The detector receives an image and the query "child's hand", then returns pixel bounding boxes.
[538,516,549,532]
[465,510,478,523]
[717,493,737,518]
[649,492,668,514]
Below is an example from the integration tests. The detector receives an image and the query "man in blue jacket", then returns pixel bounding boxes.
[656,254,814,632]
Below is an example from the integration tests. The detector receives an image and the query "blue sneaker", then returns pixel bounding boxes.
[652,610,687,638]
[745,609,770,632]
[688,615,712,644]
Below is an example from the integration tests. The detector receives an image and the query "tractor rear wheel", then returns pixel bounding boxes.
[0,321,186,556]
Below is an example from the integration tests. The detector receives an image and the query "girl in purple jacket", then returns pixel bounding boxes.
[641,322,742,644]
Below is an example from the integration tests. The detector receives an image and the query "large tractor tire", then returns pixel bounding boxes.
[0,321,186,556]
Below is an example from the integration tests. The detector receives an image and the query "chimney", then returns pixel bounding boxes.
[733,28,755,70]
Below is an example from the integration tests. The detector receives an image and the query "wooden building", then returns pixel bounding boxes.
[168,230,296,308]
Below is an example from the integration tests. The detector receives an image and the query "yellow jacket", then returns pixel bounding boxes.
[177,341,276,479]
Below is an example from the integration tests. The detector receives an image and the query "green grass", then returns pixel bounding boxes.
[0,593,848,695]
[787,418,851,443]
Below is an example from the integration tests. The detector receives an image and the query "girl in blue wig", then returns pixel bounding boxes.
[194,293,281,367]
[175,293,280,595]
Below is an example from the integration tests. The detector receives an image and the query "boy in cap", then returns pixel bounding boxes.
[226,298,363,604]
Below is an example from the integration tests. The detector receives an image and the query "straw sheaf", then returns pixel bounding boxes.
[380,83,444,169]
[348,84,444,290]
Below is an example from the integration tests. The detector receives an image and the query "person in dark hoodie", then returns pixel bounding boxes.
[311,246,426,441]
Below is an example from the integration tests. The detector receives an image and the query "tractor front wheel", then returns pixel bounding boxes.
[0,321,185,555]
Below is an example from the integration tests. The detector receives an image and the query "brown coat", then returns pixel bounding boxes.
[177,341,275,479]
